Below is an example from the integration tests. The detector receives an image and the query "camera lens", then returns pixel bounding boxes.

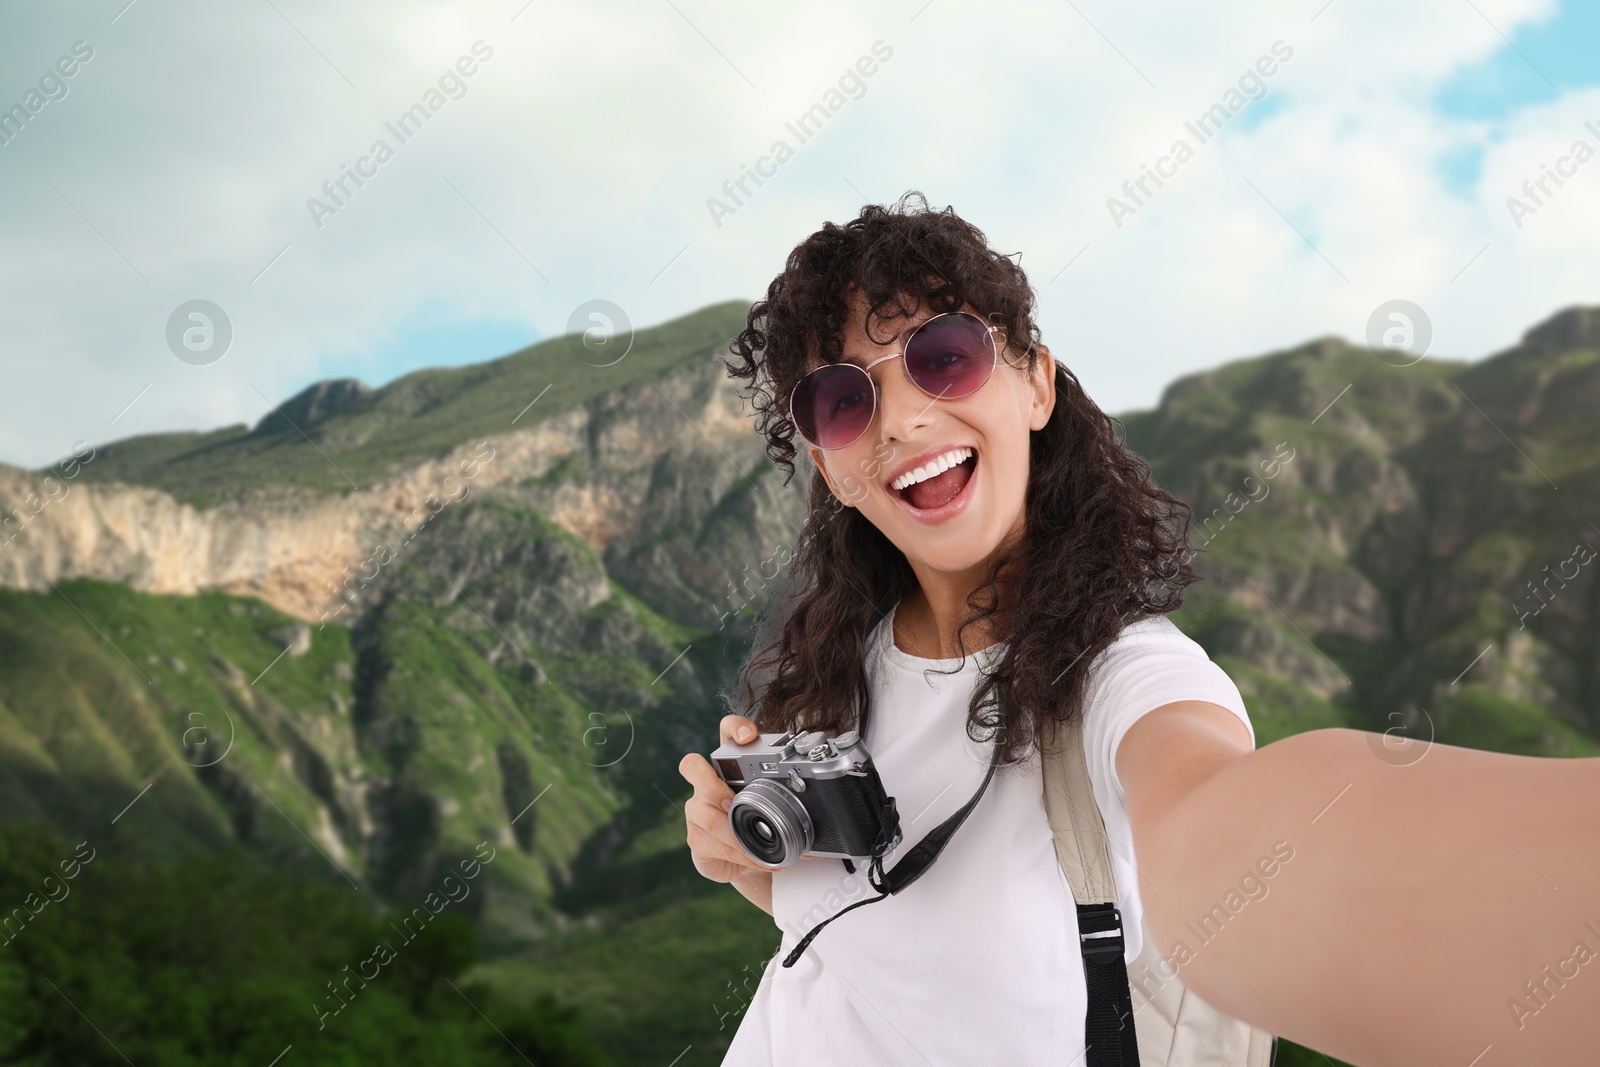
[728,779,813,867]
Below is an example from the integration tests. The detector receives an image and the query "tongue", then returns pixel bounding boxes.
[904,456,975,511]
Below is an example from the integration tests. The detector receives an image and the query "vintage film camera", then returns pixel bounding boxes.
[711,728,901,868]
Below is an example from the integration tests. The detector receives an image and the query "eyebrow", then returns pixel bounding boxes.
[836,318,924,367]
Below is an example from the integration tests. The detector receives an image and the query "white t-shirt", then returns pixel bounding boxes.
[722,601,1254,1066]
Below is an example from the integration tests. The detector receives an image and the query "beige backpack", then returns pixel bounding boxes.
[1040,713,1278,1067]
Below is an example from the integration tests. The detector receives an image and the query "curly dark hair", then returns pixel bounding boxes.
[718,191,1200,765]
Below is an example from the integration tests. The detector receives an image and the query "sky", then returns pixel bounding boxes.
[0,0,1596,470]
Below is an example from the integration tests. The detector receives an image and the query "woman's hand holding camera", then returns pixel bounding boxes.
[678,714,787,915]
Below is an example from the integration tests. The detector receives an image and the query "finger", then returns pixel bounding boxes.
[686,794,738,842]
[712,827,787,875]
[688,816,769,873]
[678,752,718,791]
[719,714,759,745]
[688,798,784,872]
[679,754,732,800]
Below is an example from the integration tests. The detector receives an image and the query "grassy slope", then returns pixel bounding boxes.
[0,575,765,1062]
[0,579,640,925]
[343,595,624,931]
[0,579,359,870]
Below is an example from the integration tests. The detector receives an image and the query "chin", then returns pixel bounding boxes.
[882,512,1012,575]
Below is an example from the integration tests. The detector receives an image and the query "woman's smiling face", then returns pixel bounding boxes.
[806,287,1056,580]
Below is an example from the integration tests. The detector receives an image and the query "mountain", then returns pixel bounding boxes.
[0,299,801,927]
[1123,305,1600,753]
[0,298,1595,1063]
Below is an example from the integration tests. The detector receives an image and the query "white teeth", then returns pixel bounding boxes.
[890,447,973,491]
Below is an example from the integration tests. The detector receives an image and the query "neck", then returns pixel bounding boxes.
[894,512,1026,659]
[897,561,1009,659]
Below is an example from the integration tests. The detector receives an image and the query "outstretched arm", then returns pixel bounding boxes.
[1118,703,1600,1067]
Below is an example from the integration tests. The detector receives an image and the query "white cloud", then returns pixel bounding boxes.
[0,0,1592,469]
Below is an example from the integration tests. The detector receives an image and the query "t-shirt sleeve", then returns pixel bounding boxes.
[1079,615,1255,814]
[1073,615,1254,962]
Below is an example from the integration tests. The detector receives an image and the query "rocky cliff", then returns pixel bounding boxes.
[0,302,800,634]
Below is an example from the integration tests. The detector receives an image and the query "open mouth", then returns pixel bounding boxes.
[890,448,978,515]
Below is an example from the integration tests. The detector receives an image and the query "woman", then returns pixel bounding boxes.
[677,192,1599,1066]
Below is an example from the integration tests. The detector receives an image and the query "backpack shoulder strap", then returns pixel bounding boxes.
[1041,714,1280,1067]
[1040,711,1118,904]
[1040,714,1141,1067]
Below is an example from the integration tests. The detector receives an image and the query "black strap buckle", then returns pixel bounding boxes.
[1078,902,1126,964]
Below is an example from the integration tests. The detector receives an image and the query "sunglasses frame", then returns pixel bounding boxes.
[786,311,1005,451]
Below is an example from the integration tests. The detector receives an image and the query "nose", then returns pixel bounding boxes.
[873,354,936,445]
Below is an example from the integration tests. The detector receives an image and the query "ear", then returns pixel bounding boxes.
[809,445,856,509]
[1027,344,1057,432]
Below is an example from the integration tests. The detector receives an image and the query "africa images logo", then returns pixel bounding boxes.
[0,40,95,148]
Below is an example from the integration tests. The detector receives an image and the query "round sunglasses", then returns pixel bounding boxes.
[787,311,1003,450]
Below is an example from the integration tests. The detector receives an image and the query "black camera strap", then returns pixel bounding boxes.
[779,734,1003,968]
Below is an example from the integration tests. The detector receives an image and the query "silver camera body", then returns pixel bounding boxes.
[711,728,901,868]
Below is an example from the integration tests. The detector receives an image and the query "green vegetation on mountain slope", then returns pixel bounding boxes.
[0,822,607,1065]
[0,567,728,939]
[1130,317,1600,747]
[65,300,751,508]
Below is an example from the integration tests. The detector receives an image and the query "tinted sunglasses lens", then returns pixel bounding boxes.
[792,363,874,449]
[905,314,995,398]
